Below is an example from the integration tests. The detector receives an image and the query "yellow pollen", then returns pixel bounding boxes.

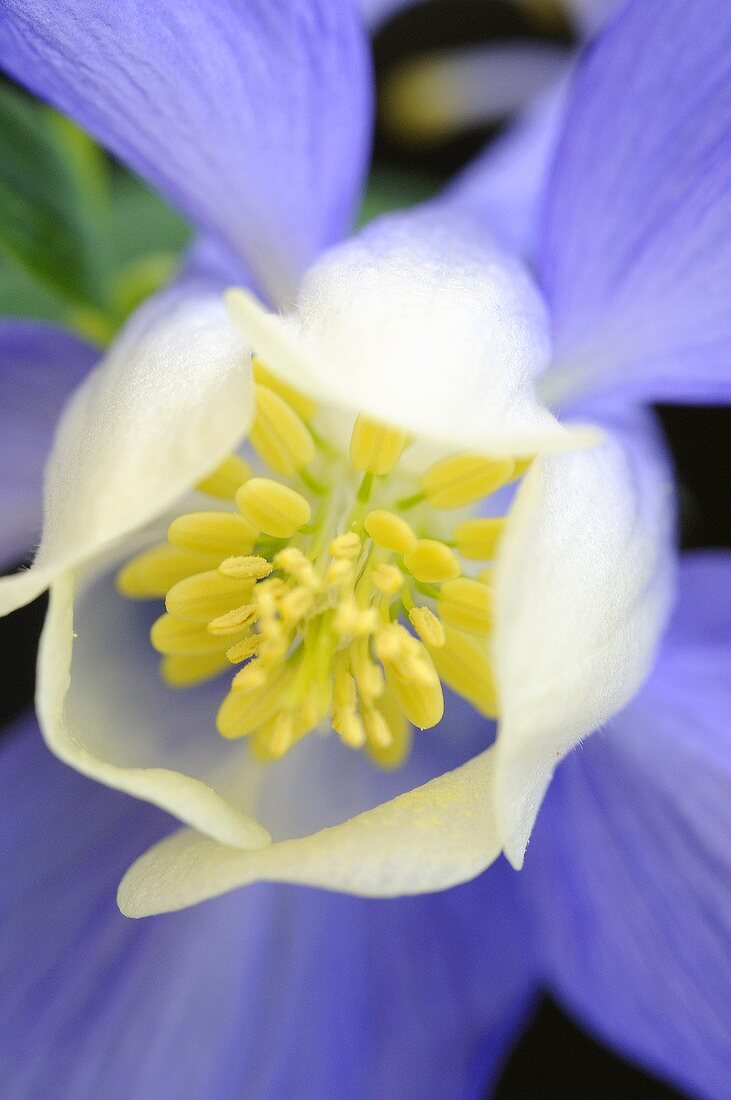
[408,605,445,647]
[329,532,362,559]
[196,454,252,499]
[207,604,258,636]
[236,477,311,538]
[371,563,404,594]
[249,383,315,475]
[218,554,273,580]
[364,509,417,554]
[118,356,535,769]
[404,539,461,583]
[421,453,515,508]
[349,414,408,475]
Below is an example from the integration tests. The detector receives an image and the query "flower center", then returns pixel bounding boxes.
[117,358,530,767]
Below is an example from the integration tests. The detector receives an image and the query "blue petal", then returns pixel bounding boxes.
[0,0,373,304]
[0,715,535,1097]
[0,321,96,569]
[538,0,731,407]
[522,553,731,1100]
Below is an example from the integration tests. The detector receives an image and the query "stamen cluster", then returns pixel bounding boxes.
[118,358,528,767]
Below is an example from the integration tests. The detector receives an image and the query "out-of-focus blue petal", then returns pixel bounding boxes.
[0,715,535,1098]
[0,321,96,568]
[523,553,731,1100]
[446,82,569,258]
[538,0,731,407]
[0,0,373,305]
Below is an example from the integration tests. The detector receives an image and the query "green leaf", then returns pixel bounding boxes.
[0,85,113,313]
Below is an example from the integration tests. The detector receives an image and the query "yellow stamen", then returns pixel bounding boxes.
[161,652,231,688]
[236,477,311,538]
[329,532,362,559]
[150,614,238,657]
[428,626,498,717]
[168,512,257,556]
[226,635,261,663]
[217,664,294,739]
[207,604,258,636]
[371,563,404,595]
[452,517,506,561]
[349,414,408,475]
[404,539,461,583]
[364,509,417,554]
[218,554,273,580]
[437,577,493,636]
[165,570,254,623]
[252,356,317,421]
[116,544,219,599]
[421,453,514,508]
[408,606,445,647]
[196,454,252,499]
[249,383,315,475]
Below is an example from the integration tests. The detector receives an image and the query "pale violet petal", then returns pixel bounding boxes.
[227,207,598,456]
[0,288,252,616]
[492,410,676,866]
[117,748,499,917]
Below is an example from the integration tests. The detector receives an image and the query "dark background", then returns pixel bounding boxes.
[1,1,727,1096]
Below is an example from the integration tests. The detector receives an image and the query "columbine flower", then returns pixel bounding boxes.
[0,0,728,1095]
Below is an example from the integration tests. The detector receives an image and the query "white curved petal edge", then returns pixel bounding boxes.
[227,206,599,456]
[0,287,252,617]
[37,573,271,850]
[118,746,499,916]
[492,415,676,866]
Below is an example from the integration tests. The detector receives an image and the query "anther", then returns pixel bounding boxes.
[165,570,254,622]
[403,539,461,583]
[207,604,258,636]
[218,555,273,580]
[329,532,362,559]
[226,635,261,663]
[421,453,515,509]
[252,357,317,422]
[168,512,257,557]
[438,577,493,636]
[429,626,498,717]
[250,383,315,475]
[116,544,219,599]
[364,509,417,554]
[408,606,445,647]
[196,454,252,499]
[349,414,408,475]
[371,563,404,594]
[236,477,311,538]
[452,517,505,561]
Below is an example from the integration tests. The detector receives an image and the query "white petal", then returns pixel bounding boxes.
[492,411,676,866]
[37,572,270,849]
[0,287,251,616]
[118,747,499,916]
[227,207,598,456]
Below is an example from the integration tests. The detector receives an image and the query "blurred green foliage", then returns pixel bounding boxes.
[0,86,436,347]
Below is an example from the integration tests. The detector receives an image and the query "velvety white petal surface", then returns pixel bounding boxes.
[492,408,676,866]
[0,287,251,616]
[119,747,500,916]
[228,207,597,456]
